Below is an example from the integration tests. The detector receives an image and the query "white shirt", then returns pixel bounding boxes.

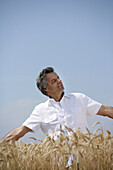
[23,93,102,135]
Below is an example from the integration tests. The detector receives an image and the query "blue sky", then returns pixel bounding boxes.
[0,0,113,142]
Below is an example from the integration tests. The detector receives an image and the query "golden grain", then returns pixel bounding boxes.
[0,123,113,170]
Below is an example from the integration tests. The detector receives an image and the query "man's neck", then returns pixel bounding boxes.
[53,92,64,102]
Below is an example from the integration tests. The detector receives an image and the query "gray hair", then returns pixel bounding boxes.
[36,67,54,96]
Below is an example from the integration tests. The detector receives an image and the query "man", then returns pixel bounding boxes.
[2,67,113,142]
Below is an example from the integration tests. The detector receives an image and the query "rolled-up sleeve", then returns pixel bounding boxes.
[23,106,42,133]
[80,93,102,117]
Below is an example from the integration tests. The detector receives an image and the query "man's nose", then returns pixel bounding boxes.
[57,78,61,83]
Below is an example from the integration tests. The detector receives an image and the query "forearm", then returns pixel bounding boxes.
[97,105,113,119]
[3,127,24,142]
[2,125,32,142]
[104,106,113,119]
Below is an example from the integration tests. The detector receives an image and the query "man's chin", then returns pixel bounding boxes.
[60,88,64,94]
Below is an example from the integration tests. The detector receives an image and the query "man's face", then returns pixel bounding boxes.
[45,72,64,99]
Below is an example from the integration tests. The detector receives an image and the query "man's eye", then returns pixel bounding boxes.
[51,79,56,83]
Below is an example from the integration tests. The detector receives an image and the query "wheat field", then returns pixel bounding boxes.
[0,122,113,170]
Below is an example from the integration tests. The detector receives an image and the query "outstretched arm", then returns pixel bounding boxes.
[2,125,32,142]
[97,105,113,119]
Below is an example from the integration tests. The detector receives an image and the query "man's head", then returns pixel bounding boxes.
[36,67,64,101]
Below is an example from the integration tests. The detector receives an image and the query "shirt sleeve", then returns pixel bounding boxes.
[79,93,102,117]
[22,105,42,133]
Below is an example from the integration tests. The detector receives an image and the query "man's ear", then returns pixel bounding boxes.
[44,88,48,92]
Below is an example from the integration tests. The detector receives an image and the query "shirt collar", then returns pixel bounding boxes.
[63,92,71,99]
[48,92,71,105]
